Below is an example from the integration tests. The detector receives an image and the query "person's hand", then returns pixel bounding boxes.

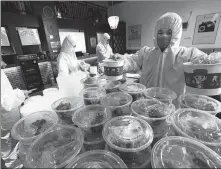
[23,88,37,98]
[110,53,124,61]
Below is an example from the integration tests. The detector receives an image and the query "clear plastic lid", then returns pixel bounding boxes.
[66,150,127,168]
[102,116,153,152]
[131,99,173,120]
[11,111,58,143]
[81,87,106,99]
[101,92,133,108]
[171,108,221,146]
[151,136,221,168]
[26,125,84,168]
[98,79,121,90]
[119,83,146,94]
[81,77,99,86]
[178,93,221,114]
[144,87,177,101]
[51,97,84,114]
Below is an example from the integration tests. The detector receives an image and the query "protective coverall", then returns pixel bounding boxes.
[123,12,207,96]
[96,33,113,63]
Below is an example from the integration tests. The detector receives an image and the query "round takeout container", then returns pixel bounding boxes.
[11,111,58,154]
[131,99,175,145]
[151,136,221,168]
[81,87,106,105]
[101,92,133,117]
[51,97,84,125]
[66,150,128,168]
[103,59,124,81]
[103,115,153,168]
[26,125,84,168]
[178,93,221,115]
[98,78,121,93]
[72,104,111,151]
[183,62,221,96]
[171,108,221,156]
[144,87,177,104]
[80,76,99,88]
[119,82,146,101]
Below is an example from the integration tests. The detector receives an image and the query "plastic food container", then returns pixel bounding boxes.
[51,97,83,125]
[144,87,177,104]
[11,111,58,155]
[26,125,84,168]
[103,116,153,168]
[151,136,221,168]
[101,92,133,117]
[99,78,121,93]
[81,76,99,88]
[131,99,175,145]
[119,83,146,101]
[178,93,221,115]
[183,62,221,96]
[66,150,127,168]
[171,108,221,156]
[103,58,124,81]
[43,87,59,96]
[72,105,111,151]
[81,87,106,105]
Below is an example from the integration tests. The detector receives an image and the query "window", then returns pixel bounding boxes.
[1,27,10,46]
[17,27,41,46]
[59,29,86,53]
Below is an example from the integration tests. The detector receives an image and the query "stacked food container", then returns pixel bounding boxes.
[11,70,221,168]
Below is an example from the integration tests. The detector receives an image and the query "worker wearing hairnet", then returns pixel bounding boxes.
[96,33,113,63]
[57,35,90,75]
[114,12,207,96]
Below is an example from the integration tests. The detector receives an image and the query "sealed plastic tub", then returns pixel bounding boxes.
[101,92,133,117]
[144,87,177,105]
[81,87,106,105]
[72,105,111,151]
[66,150,127,168]
[151,136,221,168]
[98,78,121,93]
[11,111,58,155]
[81,76,99,88]
[26,125,83,168]
[51,97,83,124]
[171,108,221,156]
[119,83,146,101]
[103,116,153,168]
[131,99,175,145]
[178,93,221,115]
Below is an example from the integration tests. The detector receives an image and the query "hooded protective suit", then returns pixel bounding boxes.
[124,12,207,96]
[57,35,89,75]
[96,33,113,63]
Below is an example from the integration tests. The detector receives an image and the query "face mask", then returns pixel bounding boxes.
[157,29,172,50]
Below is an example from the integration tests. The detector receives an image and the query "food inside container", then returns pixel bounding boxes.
[171,108,221,155]
[101,92,133,117]
[51,97,83,125]
[144,87,177,104]
[99,79,121,93]
[151,136,221,168]
[103,116,153,168]
[178,93,221,115]
[81,76,99,88]
[119,83,146,101]
[66,150,127,168]
[131,99,174,144]
[72,105,111,143]
[83,138,106,152]
[11,111,58,154]
[81,87,106,105]
[26,125,84,168]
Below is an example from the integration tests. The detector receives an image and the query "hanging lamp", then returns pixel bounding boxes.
[108,1,119,29]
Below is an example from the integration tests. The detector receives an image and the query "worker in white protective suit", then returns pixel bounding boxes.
[96,33,113,63]
[114,12,207,96]
[1,62,28,168]
[57,35,90,97]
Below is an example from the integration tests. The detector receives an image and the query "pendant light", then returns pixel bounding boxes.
[108,1,119,29]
